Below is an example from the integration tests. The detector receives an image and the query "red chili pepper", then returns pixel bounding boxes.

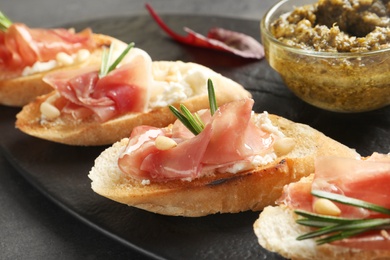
[145,3,265,59]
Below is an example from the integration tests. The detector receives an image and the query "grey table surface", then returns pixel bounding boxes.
[0,1,277,259]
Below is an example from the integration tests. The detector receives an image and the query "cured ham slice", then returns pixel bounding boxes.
[278,176,314,212]
[280,154,390,218]
[202,99,274,165]
[140,124,212,180]
[314,155,390,216]
[118,126,170,179]
[118,98,278,181]
[0,23,95,72]
[43,49,152,122]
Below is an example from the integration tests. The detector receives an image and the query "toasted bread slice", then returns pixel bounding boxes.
[0,33,122,107]
[15,61,251,146]
[88,114,359,217]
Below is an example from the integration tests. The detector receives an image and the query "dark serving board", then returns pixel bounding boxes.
[1,14,389,260]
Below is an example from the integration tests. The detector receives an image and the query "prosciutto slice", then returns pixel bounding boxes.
[118,126,171,179]
[118,98,278,181]
[43,50,152,122]
[141,124,213,180]
[278,153,390,250]
[0,23,95,74]
[314,154,390,216]
[280,154,390,217]
[202,99,274,165]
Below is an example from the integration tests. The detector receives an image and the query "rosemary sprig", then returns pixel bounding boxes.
[295,190,390,245]
[297,218,390,240]
[0,11,12,31]
[169,105,203,135]
[315,227,376,245]
[99,42,135,78]
[169,78,218,135]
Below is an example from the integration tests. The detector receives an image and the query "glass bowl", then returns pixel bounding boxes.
[260,0,390,112]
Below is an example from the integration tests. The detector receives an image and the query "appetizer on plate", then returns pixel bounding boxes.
[88,84,359,217]
[0,10,123,106]
[16,43,251,146]
[254,153,390,259]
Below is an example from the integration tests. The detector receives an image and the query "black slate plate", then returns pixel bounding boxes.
[1,14,389,260]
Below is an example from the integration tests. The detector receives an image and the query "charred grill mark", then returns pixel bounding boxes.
[207,174,250,186]
[207,159,289,186]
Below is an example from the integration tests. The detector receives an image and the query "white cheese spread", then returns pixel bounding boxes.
[149,67,210,108]
[22,49,91,76]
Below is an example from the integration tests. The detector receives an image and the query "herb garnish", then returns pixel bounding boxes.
[0,11,12,31]
[295,190,390,245]
[169,79,217,135]
[99,42,135,78]
[207,79,218,116]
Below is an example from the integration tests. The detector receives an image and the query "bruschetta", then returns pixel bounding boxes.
[15,43,251,146]
[254,153,390,259]
[0,11,124,106]
[88,96,359,217]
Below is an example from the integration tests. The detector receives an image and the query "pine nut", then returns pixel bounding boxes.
[56,52,74,66]
[380,230,390,240]
[40,102,61,120]
[313,198,341,216]
[76,49,90,63]
[155,136,177,150]
[45,92,60,103]
[273,137,295,156]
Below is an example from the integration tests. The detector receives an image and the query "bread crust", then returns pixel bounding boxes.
[15,61,252,146]
[0,33,117,107]
[88,114,359,217]
[254,205,390,260]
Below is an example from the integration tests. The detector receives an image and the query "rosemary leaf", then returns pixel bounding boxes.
[312,190,390,216]
[107,42,134,74]
[169,106,198,136]
[296,218,340,228]
[194,112,205,129]
[207,79,218,116]
[180,104,204,134]
[295,210,356,224]
[316,228,370,245]
[0,11,12,31]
